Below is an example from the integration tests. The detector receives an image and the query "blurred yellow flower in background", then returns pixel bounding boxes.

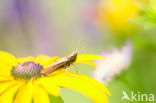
[0,51,110,103]
[97,0,145,33]
[151,0,156,11]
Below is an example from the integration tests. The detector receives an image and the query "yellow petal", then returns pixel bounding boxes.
[0,76,13,82]
[77,54,105,61]
[0,51,17,67]
[17,56,35,64]
[0,82,23,103]
[0,62,12,77]
[35,77,60,96]
[66,72,111,96]
[50,72,109,103]
[0,80,18,94]
[76,61,97,68]
[15,82,33,103]
[35,55,50,64]
[33,85,50,103]
[76,55,105,68]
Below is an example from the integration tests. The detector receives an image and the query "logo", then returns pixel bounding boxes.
[121,91,155,102]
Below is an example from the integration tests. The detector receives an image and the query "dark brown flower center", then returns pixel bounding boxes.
[11,62,43,80]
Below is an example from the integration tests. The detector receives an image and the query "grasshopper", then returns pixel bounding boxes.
[40,51,77,75]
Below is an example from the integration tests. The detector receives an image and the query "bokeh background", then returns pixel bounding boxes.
[0,0,156,103]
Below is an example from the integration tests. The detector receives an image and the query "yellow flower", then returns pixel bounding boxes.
[97,0,145,33]
[0,51,110,103]
[153,0,156,11]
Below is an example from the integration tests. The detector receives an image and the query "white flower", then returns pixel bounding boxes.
[93,41,132,84]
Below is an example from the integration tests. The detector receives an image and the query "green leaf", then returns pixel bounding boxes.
[49,95,64,103]
[135,3,150,11]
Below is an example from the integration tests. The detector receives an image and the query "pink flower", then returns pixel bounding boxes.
[93,41,132,84]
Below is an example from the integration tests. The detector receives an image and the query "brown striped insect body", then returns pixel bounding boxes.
[40,51,77,75]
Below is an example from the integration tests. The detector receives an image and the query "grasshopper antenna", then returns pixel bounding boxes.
[75,40,80,52]
[75,40,87,53]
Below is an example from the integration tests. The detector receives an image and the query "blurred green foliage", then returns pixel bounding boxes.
[132,0,156,29]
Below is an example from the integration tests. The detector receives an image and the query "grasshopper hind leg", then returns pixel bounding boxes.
[73,64,78,74]
[65,68,69,76]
